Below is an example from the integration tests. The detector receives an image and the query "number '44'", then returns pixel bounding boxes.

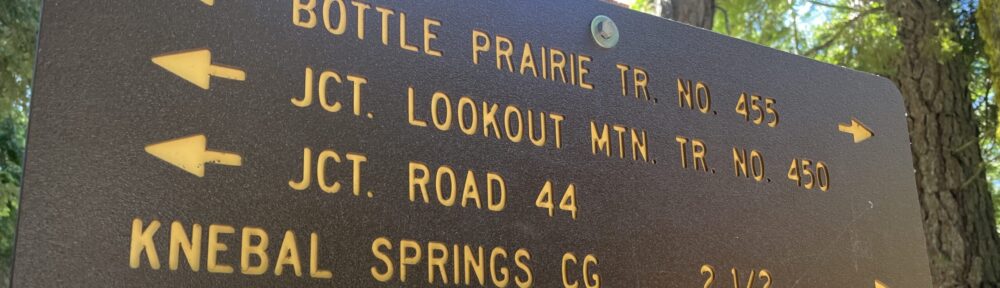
[536,181,578,220]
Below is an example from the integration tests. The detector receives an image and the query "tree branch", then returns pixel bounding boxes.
[962,162,987,189]
[792,0,802,54]
[807,0,860,11]
[715,6,731,34]
[802,7,884,57]
[953,139,979,152]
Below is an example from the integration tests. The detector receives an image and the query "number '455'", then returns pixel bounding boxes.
[735,93,779,127]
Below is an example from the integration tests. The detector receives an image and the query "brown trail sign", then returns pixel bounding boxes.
[12,1,932,287]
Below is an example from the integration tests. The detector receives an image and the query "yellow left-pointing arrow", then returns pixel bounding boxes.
[145,135,242,177]
[875,280,888,288]
[201,0,214,5]
[152,49,245,90]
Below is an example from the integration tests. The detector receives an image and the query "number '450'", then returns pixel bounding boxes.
[536,181,578,220]
[787,158,830,192]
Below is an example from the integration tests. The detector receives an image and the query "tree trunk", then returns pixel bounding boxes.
[655,0,715,29]
[887,1,1000,287]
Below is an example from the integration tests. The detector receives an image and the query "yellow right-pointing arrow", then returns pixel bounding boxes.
[838,118,874,143]
[145,134,242,177]
[875,279,888,288]
[201,0,214,5]
[152,49,245,90]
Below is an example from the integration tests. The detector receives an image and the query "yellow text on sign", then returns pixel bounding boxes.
[292,67,370,118]
[408,161,506,212]
[370,236,533,287]
[289,147,372,197]
[291,0,443,57]
[129,218,333,279]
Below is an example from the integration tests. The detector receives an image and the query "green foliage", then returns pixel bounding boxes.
[0,0,38,285]
[631,0,650,11]
[983,0,1000,81]
[981,0,1000,134]
[0,117,24,263]
[807,2,901,76]
[630,0,661,13]
[712,0,800,53]
[980,2,1000,221]
[0,0,40,117]
[713,0,902,76]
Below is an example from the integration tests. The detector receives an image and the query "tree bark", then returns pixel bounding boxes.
[887,1,1000,286]
[656,0,715,29]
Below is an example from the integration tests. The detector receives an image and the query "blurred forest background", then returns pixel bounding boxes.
[0,0,997,287]
[0,0,35,286]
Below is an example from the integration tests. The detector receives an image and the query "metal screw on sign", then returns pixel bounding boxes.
[591,15,619,48]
